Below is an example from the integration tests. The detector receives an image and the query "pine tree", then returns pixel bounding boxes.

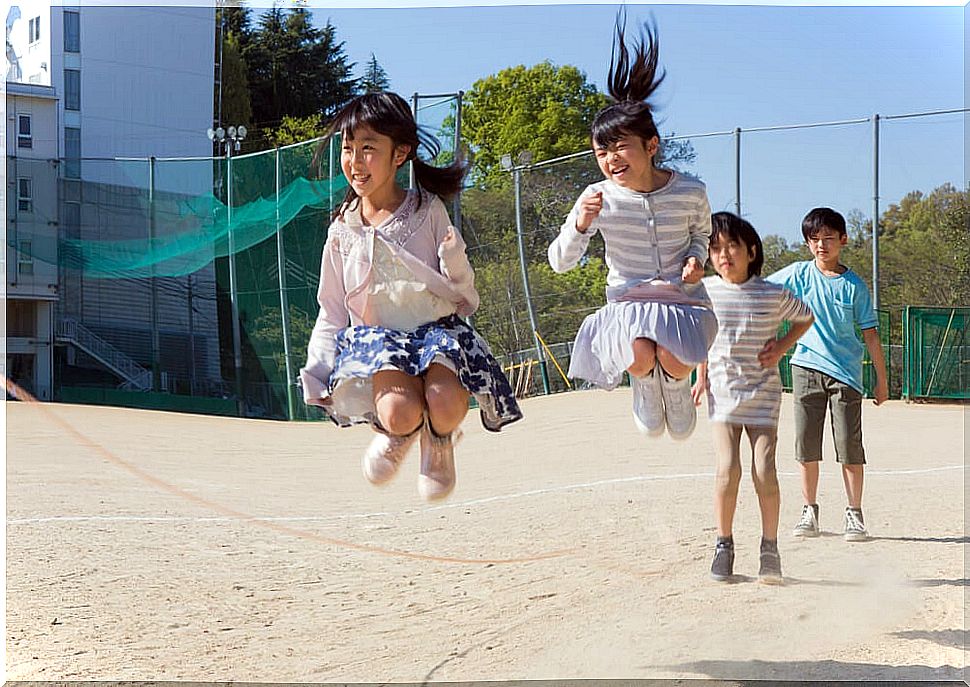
[361,53,390,93]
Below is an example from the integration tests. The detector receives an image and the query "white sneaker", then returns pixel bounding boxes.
[417,420,458,501]
[361,427,420,485]
[631,368,665,437]
[844,507,869,542]
[658,368,696,440]
[792,504,820,538]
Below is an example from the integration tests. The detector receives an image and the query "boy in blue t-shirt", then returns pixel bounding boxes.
[767,207,888,541]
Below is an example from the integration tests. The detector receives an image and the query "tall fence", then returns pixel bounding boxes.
[903,307,970,401]
[8,102,966,417]
[467,107,966,402]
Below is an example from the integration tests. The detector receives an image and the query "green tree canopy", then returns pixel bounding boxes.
[460,62,610,187]
[243,9,357,136]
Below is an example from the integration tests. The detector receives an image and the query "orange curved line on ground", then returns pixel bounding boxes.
[5,377,575,565]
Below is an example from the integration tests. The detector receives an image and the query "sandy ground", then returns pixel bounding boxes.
[5,391,967,683]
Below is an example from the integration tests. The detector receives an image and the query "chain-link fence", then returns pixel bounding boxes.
[8,103,965,416]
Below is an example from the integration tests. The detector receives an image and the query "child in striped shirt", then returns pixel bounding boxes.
[691,212,814,583]
[548,14,718,440]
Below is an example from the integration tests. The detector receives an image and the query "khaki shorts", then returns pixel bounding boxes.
[792,364,866,465]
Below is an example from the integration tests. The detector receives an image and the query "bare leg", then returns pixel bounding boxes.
[627,338,657,377]
[842,464,864,510]
[713,423,743,539]
[372,369,425,435]
[800,460,820,506]
[423,363,469,436]
[656,345,693,379]
[749,426,780,541]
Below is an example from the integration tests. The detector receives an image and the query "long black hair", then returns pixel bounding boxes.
[591,10,665,154]
[710,212,765,277]
[316,91,467,218]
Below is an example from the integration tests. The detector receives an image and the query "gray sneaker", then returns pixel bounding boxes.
[792,504,820,538]
[710,540,735,582]
[758,542,784,585]
[658,369,696,440]
[631,368,665,437]
[844,507,869,542]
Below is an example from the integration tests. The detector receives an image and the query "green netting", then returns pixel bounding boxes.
[55,172,343,279]
[903,306,970,400]
[37,98,464,421]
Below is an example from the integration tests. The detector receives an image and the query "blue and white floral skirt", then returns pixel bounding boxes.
[327,314,522,432]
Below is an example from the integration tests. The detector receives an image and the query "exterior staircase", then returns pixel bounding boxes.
[55,317,153,390]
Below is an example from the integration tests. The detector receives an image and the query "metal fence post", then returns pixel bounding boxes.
[514,165,550,394]
[276,147,295,420]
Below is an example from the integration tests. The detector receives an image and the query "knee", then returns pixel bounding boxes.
[715,464,741,492]
[628,339,657,377]
[424,378,468,421]
[752,472,780,498]
[377,394,424,435]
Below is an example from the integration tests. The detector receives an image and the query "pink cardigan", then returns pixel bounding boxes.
[300,189,479,403]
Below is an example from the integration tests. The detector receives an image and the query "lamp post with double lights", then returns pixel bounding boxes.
[207,124,247,412]
[501,150,550,395]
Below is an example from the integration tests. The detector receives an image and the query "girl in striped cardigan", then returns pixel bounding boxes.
[549,14,718,440]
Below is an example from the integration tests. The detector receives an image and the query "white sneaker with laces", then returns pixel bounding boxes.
[361,427,420,485]
[417,421,460,501]
[631,368,665,437]
[844,507,869,542]
[658,368,696,440]
[792,504,820,538]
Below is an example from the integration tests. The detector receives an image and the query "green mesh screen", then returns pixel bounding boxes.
[903,307,970,400]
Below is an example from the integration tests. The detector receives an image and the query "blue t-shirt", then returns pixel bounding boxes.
[766,260,878,393]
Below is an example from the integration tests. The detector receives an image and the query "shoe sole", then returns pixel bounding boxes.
[792,528,820,538]
[844,532,869,542]
[710,572,734,583]
[759,574,784,585]
[361,457,400,486]
[632,413,665,438]
[666,420,696,441]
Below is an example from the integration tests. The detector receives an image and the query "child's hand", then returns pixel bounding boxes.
[439,227,468,265]
[758,338,786,368]
[575,191,603,233]
[690,378,706,406]
[682,256,704,284]
[872,378,889,406]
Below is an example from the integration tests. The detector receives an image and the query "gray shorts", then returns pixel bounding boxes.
[792,364,866,465]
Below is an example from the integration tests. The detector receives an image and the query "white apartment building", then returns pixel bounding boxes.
[5,4,222,397]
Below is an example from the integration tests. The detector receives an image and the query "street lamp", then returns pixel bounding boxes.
[207,123,248,414]
[501,150,550,395]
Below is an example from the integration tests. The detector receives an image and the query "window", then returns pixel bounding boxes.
[65,69,80,110]
[17,178,32,213]
[65,127,81,179]
[28,17,40,43]
[63,201,81,238]
[9,301,37,337]
[17,115,32,149]
[64,11,80,52]
[18,241,34,276]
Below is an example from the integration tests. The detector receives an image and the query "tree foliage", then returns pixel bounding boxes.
[361,53,390,93]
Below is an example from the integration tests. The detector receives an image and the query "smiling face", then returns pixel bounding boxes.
[340,125,410,202]
[710,234,756,284]
[592,133,658,191]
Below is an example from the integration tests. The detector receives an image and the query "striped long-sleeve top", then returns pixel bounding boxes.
[548,172,712,301]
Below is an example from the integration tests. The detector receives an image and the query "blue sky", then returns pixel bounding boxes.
[294,3,964,242]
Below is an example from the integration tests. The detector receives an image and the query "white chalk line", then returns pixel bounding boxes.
[8,463,964,527]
